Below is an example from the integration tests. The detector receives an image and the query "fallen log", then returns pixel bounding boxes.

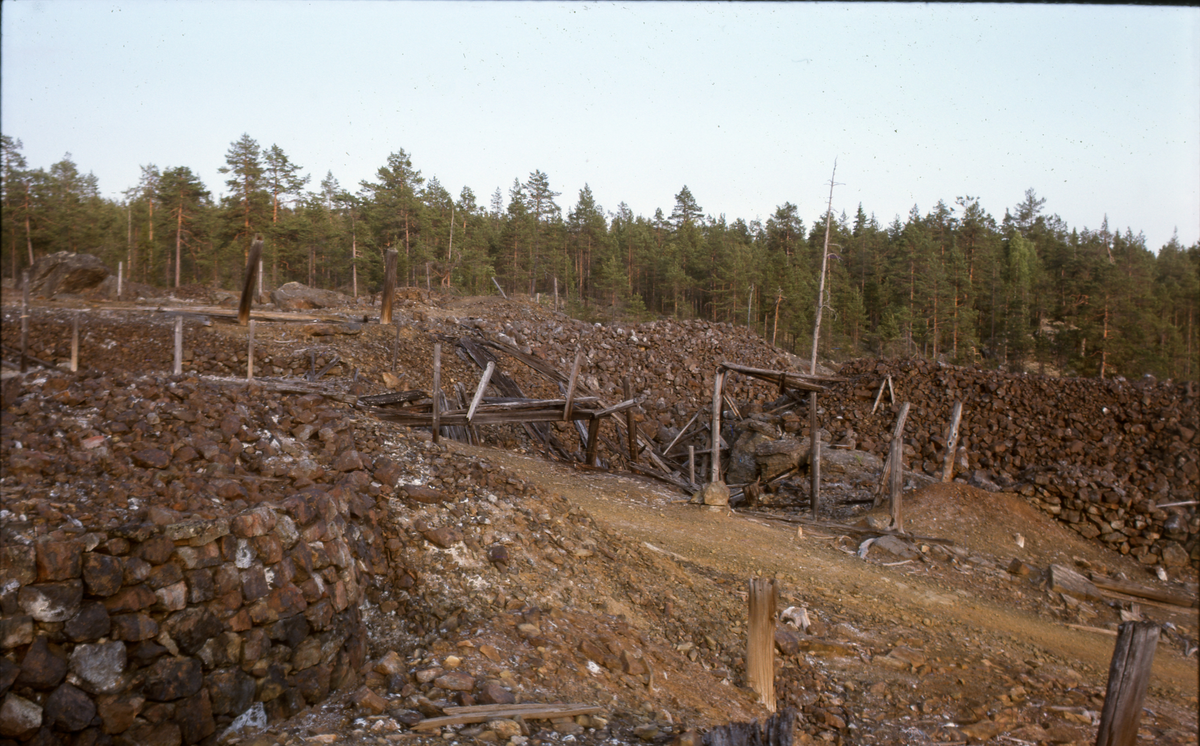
[1088,573,1198,608]
[411,703,603,731]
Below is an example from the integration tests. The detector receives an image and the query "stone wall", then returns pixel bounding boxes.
[0,486,390,745]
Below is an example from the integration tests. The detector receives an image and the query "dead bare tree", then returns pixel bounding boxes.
[809,161,839,373]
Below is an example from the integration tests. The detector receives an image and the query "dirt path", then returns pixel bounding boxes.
[454,443,1199,707]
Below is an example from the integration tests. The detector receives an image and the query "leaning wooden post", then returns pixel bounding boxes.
[237,235,263,326]
[466,361,495,422]
[381,249,397,325]
[246,320,256,382]
[688,446,696,487]
[70,313,80,373]
[941,401,964,482]
[746,577,778,713]
[173,316,183,376]
[563,348,583,421]
[810,391,821,514]
[889,402,912,533]
[1095,621,1160,746]
[624,376,637,463]
[431,342,442,444]
[392,319,401,372]
[710,367,725,482]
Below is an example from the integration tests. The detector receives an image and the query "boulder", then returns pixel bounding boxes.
[270,282,350,310]
[27,251,110,297]
[754,437,809,479]
[727,423,776,484]
[821,448,885,487]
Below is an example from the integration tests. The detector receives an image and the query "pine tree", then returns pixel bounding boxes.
[156,167,209,287]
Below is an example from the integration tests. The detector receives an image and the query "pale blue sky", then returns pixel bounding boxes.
[3,1,1198,251]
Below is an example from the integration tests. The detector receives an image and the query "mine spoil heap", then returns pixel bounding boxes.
[0,288,1197,746]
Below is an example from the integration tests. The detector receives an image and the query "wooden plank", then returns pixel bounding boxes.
[663,409,702,455]
[359,390,427,406]
[719,361,846,384]
[941,401,964,482]
[591,398,637,419]
[585,417,602,466]
[467,361,495,422]
[173,315,183,376]
[1095,621,1159,746]
[431,342,441,444]
[564,348,583,421]
[70,313,79,373]
[411,704,601,731]
[1089,573,1197,608]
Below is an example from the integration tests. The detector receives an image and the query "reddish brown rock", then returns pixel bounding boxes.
[231,506,277,538]
[110,613,159,642]
[143,657,203,702]
[0,693,42,739]
[102,585,155,613]
[434,672,476,692]
[81,553,124,597]
[205,668,255,716]
[351,685,389,714]
[97,693,144,735]
[36,540,83,582]
[64,602,112,643]
[0,616,34,650]
[44,683,96,732]
[18,636,68,690]
[0,545,37,586]
[174,689,214,745]
[131,448,171,469]
[18,580,84,623]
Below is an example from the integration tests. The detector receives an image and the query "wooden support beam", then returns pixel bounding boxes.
[381,249,397,325]
[70,313,80,373]
[392,319,401,372]
[173,315,183,376]
[491,276,507,299]
[746,577,778,713]
[20,270,29,373]
[941,401,963,482]
[591,398,637,419]
[564,348,583,421]
[624,376,637,463]
[238,235,263,326]
[431,342,442,444]
[1095,621,1159,746]
[710,368,725,483]
[888,402,911,533]
[467,361,495,422]
[809,391,821,515]
[246,320,256,381]
[584,417,602,466]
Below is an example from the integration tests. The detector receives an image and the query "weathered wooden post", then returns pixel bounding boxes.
[257,259,264,304]
[431,342,442,444]
[809,391,821,514]
[564,348,583,421]
[467,361,495,422]
[710,367,726,482]
[173,316,183,376]
[238,235,263,326]
[585,417,601,466]
[888,402,912,533]
[746,577,779,713]
[491,277,507,300]
[246,320,256,381]
[20,270,30,373]
[941,401,964,482]
[381,249,397,325]
[688,446,696,487]
[553,275,559,313]
[117,262,123,300]
[624,376,637,463]
[1095,621,1159,746]
[392,319,401,372]
[70,313,80,373]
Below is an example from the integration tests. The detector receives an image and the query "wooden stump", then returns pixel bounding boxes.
[1095,621,1159,746]
[746,577,779,712]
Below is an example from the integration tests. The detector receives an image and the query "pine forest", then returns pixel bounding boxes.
[2,133,1197,381]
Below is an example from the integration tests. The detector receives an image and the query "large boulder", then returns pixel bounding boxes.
[821,448,884,487]
[27,252,110,297]
[755,437,810,479]
[271,282,350,310]
[726,420,777,484]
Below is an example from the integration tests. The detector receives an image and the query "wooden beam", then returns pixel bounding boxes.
[431,342,441,444]
[1089,573,1198,608]
[1095,621,1159,746]
[746,577,778,713]
[888,402,911,533]
[810,391,821,515]
[585,417,602,466]
[466,361,495,422]
[710,368,725,482]
[941,401,963,482]
[624,376,637,463]
[564,348,583,421]
[238,235,262,326]
[381,249,397,324]
[411,704,602,731]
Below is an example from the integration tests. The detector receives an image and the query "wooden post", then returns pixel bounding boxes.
[941,401,964,482]
[624,376,637,463]
[467,361,495,422]
[392,319,401,372]
[173,316,183,376]
[888,402,911,533]
[238,235,263,326]
[257,259,264,304]
[564,348,583,421]
[746,577,778,713]
[491,277,507,300]
[809,391,821,514]
[688,446,696,488]
[584,417,601,466]
[553,275,559,313]
[20,270,29,373]
[70,313,79,373]
[381,249,397,324]
[1095,621,1159,746]
[246,320,256,381]
[431,343,442,444]
[117,262,123,300]
[710,368,725,482]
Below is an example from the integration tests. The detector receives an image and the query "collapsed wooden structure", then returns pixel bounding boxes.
[362,335,840,495]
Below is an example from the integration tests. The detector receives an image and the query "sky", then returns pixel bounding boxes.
[3,1,1198,252]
